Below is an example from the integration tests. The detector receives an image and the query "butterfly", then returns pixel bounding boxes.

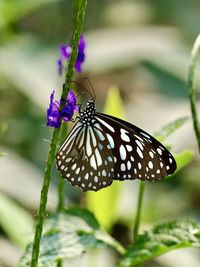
[56,95,177,191]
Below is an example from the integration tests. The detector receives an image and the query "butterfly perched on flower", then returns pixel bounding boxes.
[56,87,176,191]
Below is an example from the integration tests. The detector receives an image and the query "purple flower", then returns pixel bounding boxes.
[61,90,79,122]
[57,35,86,75]
[46,91,61,128]
[75,35,86,72]
[46,90,78,128]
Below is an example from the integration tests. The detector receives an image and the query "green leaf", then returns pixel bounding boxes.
[0,151,7,157]
[0,192,34,249]
[19,208,125,267]
[154,116,189,142]
[118,219,200,267]
[0,0,57,30]
[86,86,125,230]
[175,150,193,172]
[0,122,7,138]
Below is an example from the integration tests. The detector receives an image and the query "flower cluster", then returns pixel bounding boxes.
[57,35,86,75]
[46,90,78,128]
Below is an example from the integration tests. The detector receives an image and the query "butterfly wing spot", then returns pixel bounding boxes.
[120,163,126,171]
[148,161,153,169]
[157,148,162,155]
[97,117,115,132]
[126,145,132,152]
[136,147,144,159]
[119,145,127,160]
[84,173,89,180]
[135,140,144,151]
[127,161,131,170]
[106,133,115,149]
[138,162,142,170]
[120,129,130,142]
[149,151,154,158]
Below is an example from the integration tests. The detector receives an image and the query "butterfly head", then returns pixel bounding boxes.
[79,99,96,125]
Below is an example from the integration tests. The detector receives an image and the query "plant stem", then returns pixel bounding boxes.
[57,123,68,212]
[133,182,145,242]
[188,34,200,152]
[30,1,88,266]
[30,128,60,267]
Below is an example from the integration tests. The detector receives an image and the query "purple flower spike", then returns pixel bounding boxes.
[61,90,78,122]
[60,45,72,59]
[75,35,86,73]
[46,91,61,128]
[57,59,63,76]
[46,90,78,128]
[57,35,86,75]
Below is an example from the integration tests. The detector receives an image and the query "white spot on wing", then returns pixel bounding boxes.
[126,145,132,152]
[121,163,126,171]
[97,117,115,132]
[127,161,131,170]
[157,148,162,155]
[148,161,153,169]
[90,155,97,170]
[135,140,144,151]
[120,129,130,142]
[84,173,89,180]
[95,148,102,167]
[137,147,143,159]
[120,145,127,160]
[106,133,115,149]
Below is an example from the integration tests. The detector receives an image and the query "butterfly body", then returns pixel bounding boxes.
[56,99,176,191]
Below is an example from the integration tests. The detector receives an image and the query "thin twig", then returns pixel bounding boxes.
[133,182,145,242]
[188,34,200,152]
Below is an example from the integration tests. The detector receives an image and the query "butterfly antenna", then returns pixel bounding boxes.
[70,80,94,100]
[82,76,96,100]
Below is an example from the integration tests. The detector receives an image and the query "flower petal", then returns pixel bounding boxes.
[67,90,77,105]
[59,45,72,59]
[46,91,61,128]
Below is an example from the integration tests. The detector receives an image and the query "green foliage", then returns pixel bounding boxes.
[118,220,200,267]
[19,208,125,267]
[154,116,189,142]
[86,86,125,230]
[0,0,56,30]
[0,192,34,249]
[175,150,193,172]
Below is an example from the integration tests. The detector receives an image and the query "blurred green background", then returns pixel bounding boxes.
[0,0,200,266]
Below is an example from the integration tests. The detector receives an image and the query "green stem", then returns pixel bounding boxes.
[57,123,68,211]
[30,1,88,266]
[133,182,145,242]
[188,34,200,152]
[30,128,60,267]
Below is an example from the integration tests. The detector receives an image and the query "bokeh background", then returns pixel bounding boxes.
[0,0,200,266]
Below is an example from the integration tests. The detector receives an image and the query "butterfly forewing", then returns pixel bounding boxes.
[56,118,114,191]
[95,113,176,181]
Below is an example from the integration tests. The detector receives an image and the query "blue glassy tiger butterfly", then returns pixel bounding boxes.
[56,85,176,192]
